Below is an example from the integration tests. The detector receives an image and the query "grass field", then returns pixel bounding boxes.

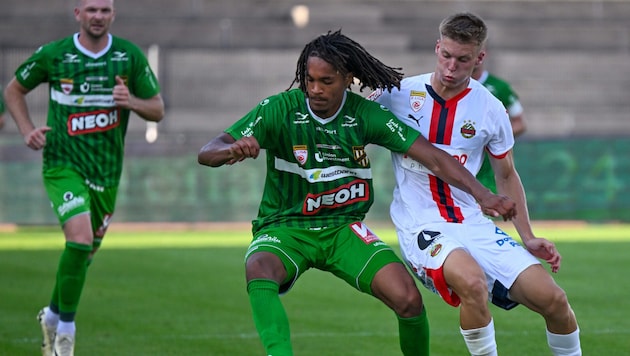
[1,222,629,355]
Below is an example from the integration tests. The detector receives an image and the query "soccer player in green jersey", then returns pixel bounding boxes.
[3,0,164,355]
[472,46,527,193]
[198,29,517,356]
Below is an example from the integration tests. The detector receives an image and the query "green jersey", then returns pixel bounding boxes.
[476,70,523,193]
[478,71,523,119]
[226,89,421,231]
[14,33,160,187]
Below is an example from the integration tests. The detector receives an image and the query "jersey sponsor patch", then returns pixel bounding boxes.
[349,222,381,244]
[67,109,120,135]
[302,179,369,215]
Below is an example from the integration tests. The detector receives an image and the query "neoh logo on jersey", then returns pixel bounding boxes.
[350,222,381,244]
[409,91,426,112]
[303,179,369,215]
[67,109,119,136]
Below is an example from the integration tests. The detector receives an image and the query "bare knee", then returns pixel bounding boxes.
[372,263,424,318]
[540,287,570,318]
[245,251,287,284]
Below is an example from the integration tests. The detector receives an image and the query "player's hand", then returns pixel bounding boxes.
[523,237,561,273]
[478,192,517,221]
[227,136,260,164]
[113,75,134,109]
[24,126,51,150]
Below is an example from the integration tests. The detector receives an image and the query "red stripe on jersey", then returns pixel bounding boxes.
[428,88,471,144]
[429,175,465,223]
[486,147,510,159]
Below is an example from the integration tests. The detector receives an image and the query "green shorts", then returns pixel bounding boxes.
[43,166,117,239]
[245,222,403,295]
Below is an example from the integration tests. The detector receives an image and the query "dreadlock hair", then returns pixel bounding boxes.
[288,29,404,93]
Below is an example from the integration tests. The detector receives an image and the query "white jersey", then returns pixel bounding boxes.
[372,73,514,232]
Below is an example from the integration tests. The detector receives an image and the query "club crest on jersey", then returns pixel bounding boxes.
[60,78,74,95]
[460,120,477,139]
[353,146,369,167]
[293,145,308,165]
[409,90,426,112]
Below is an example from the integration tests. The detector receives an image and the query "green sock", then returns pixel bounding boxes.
[398,306,430,356]
[57,242,92,322]
[247,279,293,356]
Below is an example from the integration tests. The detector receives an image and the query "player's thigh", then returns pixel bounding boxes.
[507,264,568,314]
[325,222,402,295]
[43,167,91,227]
[464,223,540,309]
[245,227,313,294]
[89,185,117,252]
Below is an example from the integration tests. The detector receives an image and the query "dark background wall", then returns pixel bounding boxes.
[1,0,629,223]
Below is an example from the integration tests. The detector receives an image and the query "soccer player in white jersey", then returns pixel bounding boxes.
[370,12,581,356]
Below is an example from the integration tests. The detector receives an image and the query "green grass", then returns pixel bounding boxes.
[1,223,629,355]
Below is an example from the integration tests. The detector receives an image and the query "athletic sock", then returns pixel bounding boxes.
[57,320,76,336]
[460,318,498,356]
[547,328,581,356]
[247,279,293,356]
[44,307,60,327]
[56,242,92,322]
[397,306,430,356]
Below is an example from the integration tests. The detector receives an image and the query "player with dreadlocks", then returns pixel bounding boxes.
[198,29,516,356]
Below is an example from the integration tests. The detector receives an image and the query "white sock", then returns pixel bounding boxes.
[460,318,498,356]
[57,321,76,336]
[547,328,581,356]
[44,307,59,327]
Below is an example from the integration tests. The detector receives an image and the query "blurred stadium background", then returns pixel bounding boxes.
[1,0,629,224]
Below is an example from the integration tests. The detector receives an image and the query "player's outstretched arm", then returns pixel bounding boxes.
[406,135,517,220]
[198,133,260,167]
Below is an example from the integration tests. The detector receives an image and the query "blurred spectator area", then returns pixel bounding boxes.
[1,0,629,138]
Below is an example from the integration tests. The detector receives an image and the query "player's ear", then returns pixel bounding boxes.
[476,50,485,65]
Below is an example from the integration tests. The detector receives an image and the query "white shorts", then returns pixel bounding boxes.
[397,221,540,310]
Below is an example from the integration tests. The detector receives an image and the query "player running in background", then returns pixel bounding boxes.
[371,12,581,356]
[198,29,516,356]
[3,0,164,355]
[472,46,527,193]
